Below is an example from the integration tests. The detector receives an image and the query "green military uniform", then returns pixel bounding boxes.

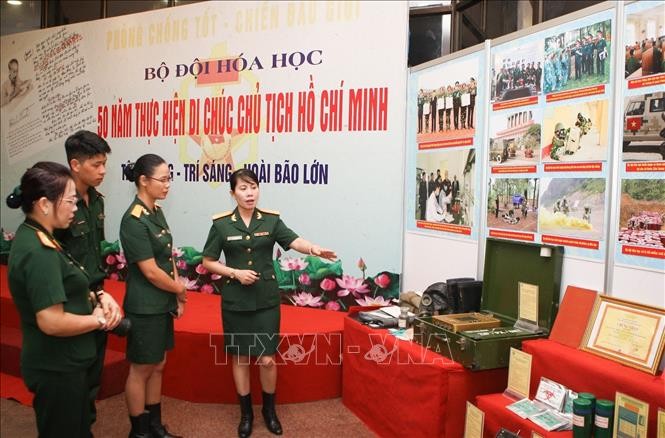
[8,219,97,437]
[202,207,298,356]
[119,197,177,364]
[54,186,107,425]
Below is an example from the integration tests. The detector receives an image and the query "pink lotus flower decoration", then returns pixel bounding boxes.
[298,273,311,286]
[172,247,183,257]
[336,275,370,298]
[116,252,126,264]
[374,273,391,289]
[325,301,341,311]
[178,276,199,290]
[195,264,208,275]
[211,273,222,280]
[357,257,367,270]
[116,262,126,270]
[356,296,391,306]
[3,231,15,241]
[279,257,308,272]
[320,278,337,291]
[293,292,323,307]
[109,273,119,281]
[176,260,187,270]
[200,284,214,294]
[105,254,116,265]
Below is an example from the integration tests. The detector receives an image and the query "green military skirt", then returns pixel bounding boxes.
[222,305,281,357]
[125,312,174,364]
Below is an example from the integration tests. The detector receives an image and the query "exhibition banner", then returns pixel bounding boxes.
[0,2,408,305]
[486,8,616,261]
[406,48,485,240]
[614,1,665,270]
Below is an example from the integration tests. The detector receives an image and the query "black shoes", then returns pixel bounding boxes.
[146,403,183,438]
[261,391,283,435]
[128,412,150,438]
[238,393,254,438]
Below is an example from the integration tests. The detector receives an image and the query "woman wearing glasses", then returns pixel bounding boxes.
[120,154,185,438]
[6,162,115,437]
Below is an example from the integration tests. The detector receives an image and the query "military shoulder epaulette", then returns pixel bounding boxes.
[258,208,280,215]
[131,204,145,218]
[36,230,59,250]
[212,211,233,220]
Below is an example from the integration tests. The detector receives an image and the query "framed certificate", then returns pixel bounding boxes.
[580,295,665,375]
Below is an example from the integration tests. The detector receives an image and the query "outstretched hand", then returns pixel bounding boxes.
[312,246,337,261]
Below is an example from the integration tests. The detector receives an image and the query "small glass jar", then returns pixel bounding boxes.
[398,306,410,329]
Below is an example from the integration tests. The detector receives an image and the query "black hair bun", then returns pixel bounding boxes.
[6,187,22,209]
[123,163,136,182]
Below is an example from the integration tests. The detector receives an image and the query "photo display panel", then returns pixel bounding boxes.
[405,48,486,240]
[486,8,616,261]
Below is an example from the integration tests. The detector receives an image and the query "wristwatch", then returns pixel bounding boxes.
[96,315,107,328]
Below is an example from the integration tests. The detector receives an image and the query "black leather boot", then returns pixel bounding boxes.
[261,391,282,435]
[128,412,150,438]
[146,403,183,438]
[238,393,254,438]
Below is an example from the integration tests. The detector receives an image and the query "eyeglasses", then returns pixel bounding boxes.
[147,176,172,184]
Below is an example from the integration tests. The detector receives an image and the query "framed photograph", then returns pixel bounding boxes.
[581,295,665,375]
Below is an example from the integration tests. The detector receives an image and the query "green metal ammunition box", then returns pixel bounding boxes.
[414,239,563,370]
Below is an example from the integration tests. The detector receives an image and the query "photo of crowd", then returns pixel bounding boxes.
[416,149,476,227]
[491,41,543,103]
[489,109,542,167]
[543,19,612,94]
[624,3,665,79]
[542,99,609,162]
[416,57,480,143]
[487,177,539,233]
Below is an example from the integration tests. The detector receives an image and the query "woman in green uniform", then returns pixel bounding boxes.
[202,169,335,438]
[7,162,111,437]
[120,154,185,438]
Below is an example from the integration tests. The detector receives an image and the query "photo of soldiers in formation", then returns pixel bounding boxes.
[417,77,477,138]
[491,41,543,102]
[544,19,611,94]
[624,3,665,79]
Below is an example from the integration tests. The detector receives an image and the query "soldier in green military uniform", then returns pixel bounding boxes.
[202,169,335,438]
[7,162,110,437]
[550,122,569,161]
[120,154,185,438]
[54,130,122,431]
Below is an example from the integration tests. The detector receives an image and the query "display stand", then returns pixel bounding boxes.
[342,314,508,438]
[475,287,665,436]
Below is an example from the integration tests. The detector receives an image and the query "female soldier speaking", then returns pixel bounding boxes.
[7,162,117,437]
[120,154,185,438]
[202,169,335,438]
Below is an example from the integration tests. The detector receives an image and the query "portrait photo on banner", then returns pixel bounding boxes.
[415,57,479,142]
[543,18,612,95]
[415,148,476,227]
[489,108,542,167]
[491,40,544,103]
[624,2,665,80]
[541,98,609,163]
[539,177,606,242]
[487,177,539,233]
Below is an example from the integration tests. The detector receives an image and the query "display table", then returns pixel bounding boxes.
[342,315,508,438]
[476,338,665,436]
[523,338,665,435]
